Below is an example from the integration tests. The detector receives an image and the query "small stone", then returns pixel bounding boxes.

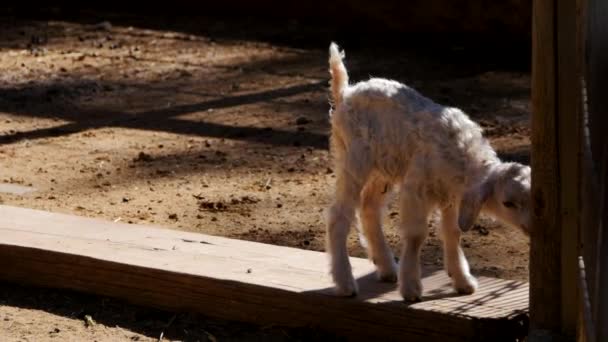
[94,21,112,31]
[295,117,311,125]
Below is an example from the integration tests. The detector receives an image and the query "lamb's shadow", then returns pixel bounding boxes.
[302,266,529,342]
[304,268,462,304]
[0,281,340,341]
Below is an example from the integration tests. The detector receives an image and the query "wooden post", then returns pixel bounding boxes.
[585,1,608,340]
[578,0,608,340]
[530,0,579,339]
[557,0,581,336]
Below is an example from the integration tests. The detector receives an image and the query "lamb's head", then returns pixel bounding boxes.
[458,163,531,235]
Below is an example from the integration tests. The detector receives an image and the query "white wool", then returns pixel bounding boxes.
[325,43,531,300]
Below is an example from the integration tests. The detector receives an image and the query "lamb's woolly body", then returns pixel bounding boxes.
[326,43,531,301]
[333,77,499,205]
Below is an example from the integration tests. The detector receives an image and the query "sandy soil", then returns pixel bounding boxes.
[0,13,531,341]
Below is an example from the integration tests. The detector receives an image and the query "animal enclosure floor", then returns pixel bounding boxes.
[0,11,531,341]
[0,205,529,341]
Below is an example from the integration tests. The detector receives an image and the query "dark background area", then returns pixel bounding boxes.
[1,1,532,69]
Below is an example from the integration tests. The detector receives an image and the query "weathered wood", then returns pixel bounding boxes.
[0,205,529,341]
[530,0,563,336]
[578,0,608,341]
[577,0,595,335]
[578,257,596,342]
[531,0,582,339]
[595,152,608,342]
[585,2,608,341]
[557,0,582,336]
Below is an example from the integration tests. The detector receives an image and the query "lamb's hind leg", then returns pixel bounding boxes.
[326,159,370,296]
[359,177,397,282]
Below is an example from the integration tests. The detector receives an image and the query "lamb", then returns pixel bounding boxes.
[325,42,531,301]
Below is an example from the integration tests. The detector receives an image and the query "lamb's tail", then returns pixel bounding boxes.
[328,42,349,109]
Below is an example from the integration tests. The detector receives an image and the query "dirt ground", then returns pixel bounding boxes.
[0,12,531,341]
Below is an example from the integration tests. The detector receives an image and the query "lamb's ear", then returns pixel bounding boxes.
[458,181,493,232]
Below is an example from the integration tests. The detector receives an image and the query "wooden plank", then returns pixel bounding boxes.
[576,0,595,341]
[578,256,596,342]
[595,147,608,342]
[531,0,583,339]
[580,0,608,340]
[557,0,582,336]
[0,205,529,341]
[530,0,563,336]
[586,2,608,341]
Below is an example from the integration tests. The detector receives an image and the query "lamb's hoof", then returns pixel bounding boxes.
[333,277,358,297]
[334,286,358,297]
[403,296,422,303]
[377,270,398,283]
[399,278,423,302]
[454,275,478,295]
[376,262,398,283]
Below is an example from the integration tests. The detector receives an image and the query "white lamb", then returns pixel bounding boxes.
[325,42,531,301]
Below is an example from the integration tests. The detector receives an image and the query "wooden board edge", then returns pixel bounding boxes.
[0,241,531,341]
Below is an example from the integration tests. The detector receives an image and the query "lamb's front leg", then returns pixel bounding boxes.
[398,187,433,302]
[440,206,478,294]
